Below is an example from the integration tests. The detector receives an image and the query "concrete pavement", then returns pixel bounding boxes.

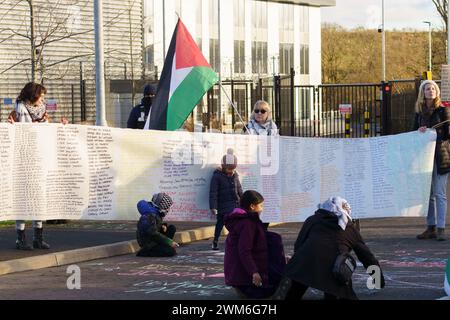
[0,220,220,276]
[0,218,449,300]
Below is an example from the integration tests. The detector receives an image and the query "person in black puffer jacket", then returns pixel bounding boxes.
[274,197,384,300]
[136,192,179,257]
[414,80,450,241]
[209,148,243,250]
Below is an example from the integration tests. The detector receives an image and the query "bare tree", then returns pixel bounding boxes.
[432,0,448,32]
[0,0,141,83]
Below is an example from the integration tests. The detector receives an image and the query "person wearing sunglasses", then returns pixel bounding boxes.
[243,100,278,136]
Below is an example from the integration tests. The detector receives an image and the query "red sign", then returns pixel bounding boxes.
[339,104,352,115]
[46,99,57,111]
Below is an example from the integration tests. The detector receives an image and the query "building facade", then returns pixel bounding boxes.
[0,0,143,124]
[144,0,335,86]
[0,0,335,128]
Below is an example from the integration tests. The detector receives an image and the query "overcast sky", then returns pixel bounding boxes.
[321,0,443,31]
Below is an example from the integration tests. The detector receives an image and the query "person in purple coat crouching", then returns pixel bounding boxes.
[224,190,286,299]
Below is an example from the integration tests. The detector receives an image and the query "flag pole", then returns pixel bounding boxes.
[219,84,249,133]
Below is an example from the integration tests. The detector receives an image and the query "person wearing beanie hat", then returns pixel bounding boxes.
[209,148,243,250]
[135,192,179,257]
[127,83,158,129]
[415,80,450,241]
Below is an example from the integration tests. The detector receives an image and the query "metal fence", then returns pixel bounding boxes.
[1,74,423,136]
[204,72,422,137]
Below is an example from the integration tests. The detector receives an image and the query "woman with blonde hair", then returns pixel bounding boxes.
[414,80,450,241]
[243,100,278,136]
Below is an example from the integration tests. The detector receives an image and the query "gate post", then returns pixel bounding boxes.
[274,75,281,126]
[231,80,235,128]
[381,81,392,135]
[290,68,295,136]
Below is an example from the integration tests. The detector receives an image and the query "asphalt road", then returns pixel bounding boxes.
[0,218,448,300]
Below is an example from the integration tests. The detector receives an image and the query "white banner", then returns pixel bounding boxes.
[0,123,436,222]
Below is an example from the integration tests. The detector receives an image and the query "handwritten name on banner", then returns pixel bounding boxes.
[0,123,436,222]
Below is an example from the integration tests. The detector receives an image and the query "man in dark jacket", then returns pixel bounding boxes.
[277,197,385,300]
[127,84,157,129]
[136,193,179,257]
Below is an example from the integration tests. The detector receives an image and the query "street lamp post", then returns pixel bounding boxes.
[94,0,107,126]
[423,21,432,72]
[448,0,450,63]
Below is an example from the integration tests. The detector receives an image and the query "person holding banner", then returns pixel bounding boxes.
[414,80,450,241]
[243,100,279,136]
[7,82,68,250]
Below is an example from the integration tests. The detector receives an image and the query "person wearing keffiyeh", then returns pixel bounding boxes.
[274,196,385,300]
[243,100,279,136]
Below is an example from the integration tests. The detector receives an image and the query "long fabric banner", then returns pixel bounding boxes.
[0,123,435,222]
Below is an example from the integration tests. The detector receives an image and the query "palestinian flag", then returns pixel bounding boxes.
[145,18,218,131]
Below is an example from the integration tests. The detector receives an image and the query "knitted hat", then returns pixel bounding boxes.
[151,193,173,213]
[221,148,237,170]
[143,84,157,96]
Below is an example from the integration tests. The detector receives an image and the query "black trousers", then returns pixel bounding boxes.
[285,280,337,300]
[213,213,224,243]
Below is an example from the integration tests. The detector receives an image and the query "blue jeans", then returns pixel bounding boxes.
[427,163,448,229]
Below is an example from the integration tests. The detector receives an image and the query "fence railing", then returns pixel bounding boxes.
[204,74,421,137]
[1,75,424,137]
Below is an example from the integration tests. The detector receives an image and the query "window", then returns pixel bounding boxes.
[252,1,268,75]
[233,0,245,74]
[279,4,294,43]
[299,6,309,33]
[209,0,219,39]
[210,38,220,72]
[195,0,202,41]
[145,45,154,71]
[234,0,245,29]
[279,43,294,75]
[252,41,268,74]
[300,44,309,75]
[234,40,245,74]
[279,4,294,75]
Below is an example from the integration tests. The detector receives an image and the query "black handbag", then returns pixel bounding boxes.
[332,253,356,285]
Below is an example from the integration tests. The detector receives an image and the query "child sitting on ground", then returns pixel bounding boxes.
[136,192,179,257]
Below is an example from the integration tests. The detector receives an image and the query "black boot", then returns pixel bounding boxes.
[33,228,50,249]
[16,230,33,250]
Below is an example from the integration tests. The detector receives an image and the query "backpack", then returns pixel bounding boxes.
[332,252,356,285]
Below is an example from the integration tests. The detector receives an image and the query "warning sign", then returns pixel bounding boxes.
[46,99,57,111]
[339,104,352,115]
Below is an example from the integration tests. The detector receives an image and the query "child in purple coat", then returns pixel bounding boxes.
[224,190,286,299]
